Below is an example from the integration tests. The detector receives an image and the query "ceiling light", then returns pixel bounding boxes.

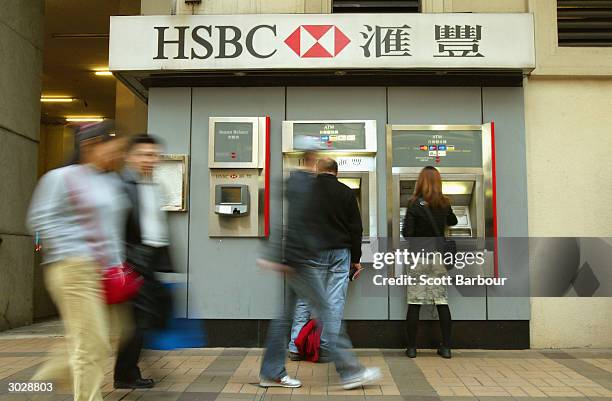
[65,116,104,122]
[41,96,75,103]
[94,70,113,76]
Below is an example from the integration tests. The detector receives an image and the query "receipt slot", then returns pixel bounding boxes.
[208,117,269,237]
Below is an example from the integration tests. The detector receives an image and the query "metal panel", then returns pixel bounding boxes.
[147,87,192,318]
[188,87,285,319]
[483,87,530,320]
[286,87,388,319]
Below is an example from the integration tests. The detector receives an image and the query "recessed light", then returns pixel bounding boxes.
[41,96,75,103]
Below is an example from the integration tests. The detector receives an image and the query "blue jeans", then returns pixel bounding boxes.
[259,255,363,381]
[288,249,350,354]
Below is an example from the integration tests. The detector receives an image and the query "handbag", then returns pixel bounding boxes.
[65,168,143,304]
[103,263,143,304]
[419,199,457,271]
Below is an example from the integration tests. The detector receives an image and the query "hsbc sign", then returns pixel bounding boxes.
[109,14,535,71]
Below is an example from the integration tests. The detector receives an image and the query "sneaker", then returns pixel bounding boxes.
[341,367,382,390]
[289,352,302,361]
[260,375,302,388]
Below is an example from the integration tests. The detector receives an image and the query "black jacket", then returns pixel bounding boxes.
[311,174,363,263]
[402,199,458,238]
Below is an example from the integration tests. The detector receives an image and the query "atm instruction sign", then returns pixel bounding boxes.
[109,14,535,71]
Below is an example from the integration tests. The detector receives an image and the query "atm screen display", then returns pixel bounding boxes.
[221,187,242,204]
[392,130,483,168]
[214,122,253,162]
[293,122,366,150]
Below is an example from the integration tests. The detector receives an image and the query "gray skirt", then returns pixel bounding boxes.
[407,261,449,305]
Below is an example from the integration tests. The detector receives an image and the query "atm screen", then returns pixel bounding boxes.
[221,187,242,204]
[338,178,361,189]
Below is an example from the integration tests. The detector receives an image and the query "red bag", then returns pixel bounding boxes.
[294,319,321,362]
[103,263,144,304]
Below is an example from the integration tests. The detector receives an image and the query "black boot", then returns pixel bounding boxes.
[437,346,452,359]
[114,378,155,389]
[405,347,417,358]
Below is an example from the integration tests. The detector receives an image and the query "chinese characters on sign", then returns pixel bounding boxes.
[360,24,484,58]
[361,25,411,57]
[434,25,484,57]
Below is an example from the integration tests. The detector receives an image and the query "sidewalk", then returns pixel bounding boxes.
[0,322,611,400]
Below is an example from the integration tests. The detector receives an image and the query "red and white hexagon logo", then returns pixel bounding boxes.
[284,25,351,58]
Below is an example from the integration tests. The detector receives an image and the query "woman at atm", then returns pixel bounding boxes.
[401,166,458,359]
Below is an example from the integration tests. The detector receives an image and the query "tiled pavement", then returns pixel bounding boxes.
[0,323,611,400]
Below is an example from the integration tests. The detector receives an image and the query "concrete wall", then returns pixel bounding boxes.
[0,0,44,330]
[524,78,612,348]
[116,81,148,136]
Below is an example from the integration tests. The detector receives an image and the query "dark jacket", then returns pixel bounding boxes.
[402,199,458,238]
[283,169,320,265]
[311,173,363,264]
[121,168,173,329]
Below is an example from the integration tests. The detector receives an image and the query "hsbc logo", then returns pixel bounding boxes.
[284,25,350,58]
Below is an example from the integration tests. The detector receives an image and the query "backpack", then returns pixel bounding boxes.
[294,319,321,362]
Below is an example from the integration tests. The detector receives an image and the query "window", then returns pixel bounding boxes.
[558,0,612,47]
[333,0,420,13]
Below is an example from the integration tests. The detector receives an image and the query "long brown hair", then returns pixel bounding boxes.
[409,166,450,209]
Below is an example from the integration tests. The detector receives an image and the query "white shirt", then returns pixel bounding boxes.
[138,182,169,247]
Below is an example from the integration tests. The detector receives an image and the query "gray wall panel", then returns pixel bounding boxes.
[148,87,192,317]
[387,87,486,320]
[286,87,389,320]
[483,87,530,320]
[387,87,482,125]
[188,87,285,319]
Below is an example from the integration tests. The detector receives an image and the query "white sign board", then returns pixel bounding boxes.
[109,14,535,71]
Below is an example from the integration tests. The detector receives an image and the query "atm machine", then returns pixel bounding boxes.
[208,116,269,237]
[282,120,378,263]
[387,124,496,277]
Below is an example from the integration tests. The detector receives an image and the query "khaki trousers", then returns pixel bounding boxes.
[32,258,111,401]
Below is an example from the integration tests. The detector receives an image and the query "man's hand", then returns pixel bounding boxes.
[350,263,363,281]
[256,258,294,275]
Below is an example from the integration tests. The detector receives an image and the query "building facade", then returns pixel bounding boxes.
[1,0,610,348]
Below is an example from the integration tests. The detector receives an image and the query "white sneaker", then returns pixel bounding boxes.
[342,367,382,390]
[259,375,302,388]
